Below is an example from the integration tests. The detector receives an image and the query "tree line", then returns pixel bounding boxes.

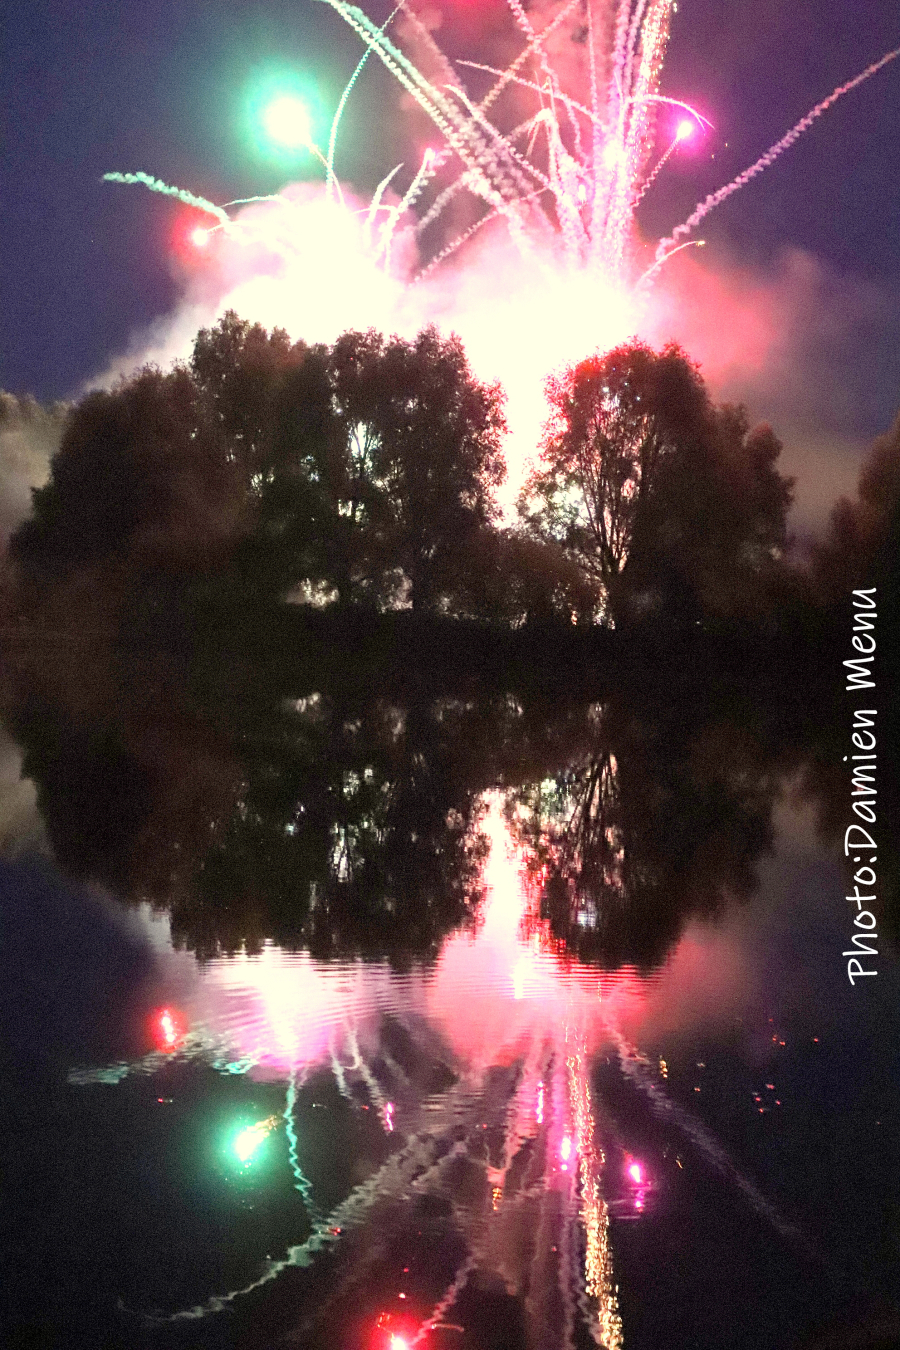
[3,312,898,646]
[0,314,794,632]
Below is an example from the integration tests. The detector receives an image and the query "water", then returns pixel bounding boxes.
[1,672,899,1350]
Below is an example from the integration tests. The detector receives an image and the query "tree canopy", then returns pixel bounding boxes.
[7,321,806,640]
[8,313,510,621]
[813,410,900,604]
[519,341,795,626]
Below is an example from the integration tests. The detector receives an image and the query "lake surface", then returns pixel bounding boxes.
[1,671,899,1349]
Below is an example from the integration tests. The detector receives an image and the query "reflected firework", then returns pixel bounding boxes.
[66,801,808,1348]
[231,1113,282,1164]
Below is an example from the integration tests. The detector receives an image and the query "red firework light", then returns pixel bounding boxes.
[152,1006,185,1051]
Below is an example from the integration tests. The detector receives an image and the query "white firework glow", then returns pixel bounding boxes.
[101,2,899,500]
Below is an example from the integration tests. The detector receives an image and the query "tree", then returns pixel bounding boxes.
[247,324,509,612]
[509,683,787,968]
[813,410,900,604]
[10,365,246,583]
[7,314,510,624]
[326,326,508,612]
[519,341,794,626]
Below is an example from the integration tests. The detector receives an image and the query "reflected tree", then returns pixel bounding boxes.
[171,686,497,963]
[508,688,794,968]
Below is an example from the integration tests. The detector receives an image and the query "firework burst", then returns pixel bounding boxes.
[105,0,897,292]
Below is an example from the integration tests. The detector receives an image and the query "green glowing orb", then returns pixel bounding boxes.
[244,72,321,164]
[231,1114,280,1164]
[262,95,313,149]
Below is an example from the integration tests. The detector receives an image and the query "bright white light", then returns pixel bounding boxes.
[191,227,209,248]
[263,95,313,150]
[676,118,695,141]
[232,1115,278,1163]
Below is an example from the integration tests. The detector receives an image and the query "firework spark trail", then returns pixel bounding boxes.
[447,84,552,195]
[606,0,673,271]
[656,44,900,263]
[586,0,603,240]
[376,151,437,265]
[580,0,673,275]
[105,0,900,312]
[414,174,473,237]
[68,1030,259,1085]
[329,1035,353,1101]
[284,1065,320,1219]
[398,0,460,89]
[442,82,561,261]
[557,1159,578,1350]
[504,0,583,158]
[327,7,399,202]
[592,0,630,251]
[412,188,548,283]
[324,1,554,267]
[147,1103,482,1324]
[636,237,705,287]
[316,0,544,242]
[621,0,652,121]
[476,0,583,119]
[288,1134,476,1344]
[364,162,405,249]
[505,0,551,92]
[102,172,233,228]
[141,1044,521,1328]
[608,0,634,111]
[631,130,680,206]
[458,61,597,131]
[380,146,449,249]
[523,1051,571,1344]
[399,1055,536,1343]
[411,1252,478,1345]
[293,1054,533,1346]
[608,1026,810,1251]
[219,193,290,210]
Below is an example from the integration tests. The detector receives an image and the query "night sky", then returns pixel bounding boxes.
[2,0,899,527]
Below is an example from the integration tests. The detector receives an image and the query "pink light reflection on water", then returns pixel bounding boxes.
[151,798,758,1090]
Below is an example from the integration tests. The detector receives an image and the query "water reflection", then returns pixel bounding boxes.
[2,650,817,971]
[3,641,899,1345]
[56,802,823,1349]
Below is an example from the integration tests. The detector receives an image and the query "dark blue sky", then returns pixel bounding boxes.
[2,0,899,453]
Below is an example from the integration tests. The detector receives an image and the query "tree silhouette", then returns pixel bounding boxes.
[520,342,794,626]
[8,316,511,625]
[11,366,246,583]
[324,326,507,612]
[813,411,900,604]
[508,686,795,968]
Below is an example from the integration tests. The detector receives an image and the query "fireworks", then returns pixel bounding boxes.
[99,4,900,503]
[104,2,898,292]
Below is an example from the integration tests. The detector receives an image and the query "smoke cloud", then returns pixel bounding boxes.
[0,392,67,549]
[80,181,897,536]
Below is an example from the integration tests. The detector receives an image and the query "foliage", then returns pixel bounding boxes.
[519,341,795,626]
[11,366,247,582]
[8,314,514,624]
[813,411,900,603]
